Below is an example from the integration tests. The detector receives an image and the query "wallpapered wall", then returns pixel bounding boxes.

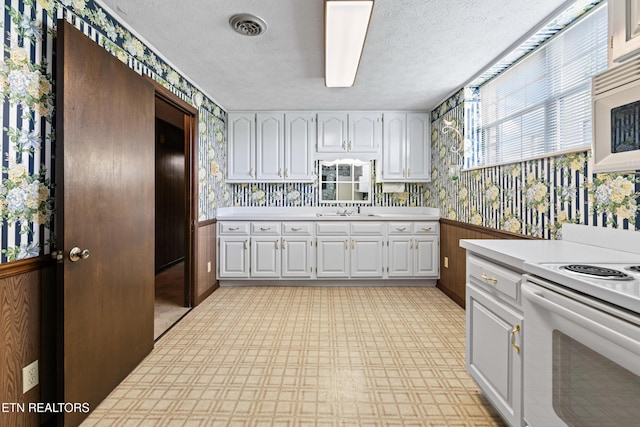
[0,0,227,263]
[428,88,640,239]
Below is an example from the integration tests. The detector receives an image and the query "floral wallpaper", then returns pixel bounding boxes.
[0,0,226,263]
[427,90,640,239]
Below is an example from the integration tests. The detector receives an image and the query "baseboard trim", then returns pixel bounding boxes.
[219,279,438,287]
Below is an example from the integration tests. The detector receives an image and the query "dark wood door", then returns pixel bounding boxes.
[56,20,155,426]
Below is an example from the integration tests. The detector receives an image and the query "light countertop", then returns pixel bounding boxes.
[216,206,440,221]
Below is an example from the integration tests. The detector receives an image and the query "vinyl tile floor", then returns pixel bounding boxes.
[83,286,506,426]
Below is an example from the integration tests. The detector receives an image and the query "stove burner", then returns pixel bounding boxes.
[561,264,634,280]
[626,266,640,273]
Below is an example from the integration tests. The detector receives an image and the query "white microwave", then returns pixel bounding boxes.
[592,57,640,173]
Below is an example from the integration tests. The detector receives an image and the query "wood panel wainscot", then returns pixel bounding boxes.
[438,219,537,308]
[196,219,218,304]
[0,257,57,427]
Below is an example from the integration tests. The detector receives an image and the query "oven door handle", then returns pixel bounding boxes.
[522,284,640,355]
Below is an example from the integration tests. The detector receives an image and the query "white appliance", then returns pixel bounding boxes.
[522,261,640,426]
[592,56,640,173]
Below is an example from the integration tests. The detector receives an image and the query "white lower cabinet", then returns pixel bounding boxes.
[250,237,281,277]
[387,222,439,278]
[218,237,250,278]
[218,219,439,282]
[351,237,384,277]
[316,237,350,278]
[282,237,313,278]
[465,254,524,427]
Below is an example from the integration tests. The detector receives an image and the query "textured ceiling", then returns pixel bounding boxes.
[97,0,571,111]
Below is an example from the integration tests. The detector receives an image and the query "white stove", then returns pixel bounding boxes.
[524,261,640,315]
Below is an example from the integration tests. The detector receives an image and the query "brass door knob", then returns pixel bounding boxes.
[69,247,90,262]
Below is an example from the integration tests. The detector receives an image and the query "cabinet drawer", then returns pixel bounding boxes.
[467,254,520,300]
[282,222,313,235]
[414,222,439,234]
[251,222,281,235]
[388,222,413,234]
[219,222,250,235]
[351,222,384,235]
[316,222,349,235]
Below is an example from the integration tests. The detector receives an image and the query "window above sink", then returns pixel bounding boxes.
[319,159,372,204]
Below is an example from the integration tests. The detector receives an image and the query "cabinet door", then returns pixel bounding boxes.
[285,113,315,181]
[316,237,350,278]
[218,237,250,278]
[387,237,413,277]
[227,113,255,181]
[414,236,438,277]
[348,112,381,153]
[282,238,313,278]
[250,237,281,277]
[406,113,431,182]
[350,237,384,278]
[317,112,348,153]
[610,0,640,63]
[466,283,523,427]
[256,113,284,181]
[381,113,406,181]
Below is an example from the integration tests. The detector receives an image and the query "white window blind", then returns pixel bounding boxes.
[470,4,608,168]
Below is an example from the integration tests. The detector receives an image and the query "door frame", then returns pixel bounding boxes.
[148,78,198,307]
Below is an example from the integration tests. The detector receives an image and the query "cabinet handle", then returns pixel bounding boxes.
[275,240,279,249]
[395,227,407,231]
[481,273,498,284]
[229,227,240,231]
[421,227,432,232]
[278,168,282,177]
[402,168,406,177]
[342,141,346,150]
[410,239,413,249]
[291,227,302,231]
[348,140,352,150]
[352,240,355,250]
[511,325,521,354]
[260,226,272,231]
[285,168,289,178]
[407,168,411,177]
[282,240,287,249]
[244,240,248,250]
[250,168,254,177]
[345,240,348,250]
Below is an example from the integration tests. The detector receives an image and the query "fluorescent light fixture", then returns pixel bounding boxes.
[325,0,374,87]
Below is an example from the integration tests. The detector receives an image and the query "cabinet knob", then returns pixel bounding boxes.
[345,240,348,250]
[229,227,240,231]
[421,227,432,231]
[278,168,282,177]
[291,227,302,231]
[275,239,279,249]
[260,226,272,231]
[395,227,407,231]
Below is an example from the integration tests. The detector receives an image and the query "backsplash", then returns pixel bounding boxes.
[0,0,226,262]
[228,162,427,208]
[427,89,640,239]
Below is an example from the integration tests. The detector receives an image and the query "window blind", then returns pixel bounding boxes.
[470,4,608,168]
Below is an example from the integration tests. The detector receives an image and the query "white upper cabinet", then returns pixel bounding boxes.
[380,112,430,182]
[317,112,381,157]
[610,0,640,64]
[227,112,314,182]
[256,113,284,181]
[227,113,255,182]
[284,113,315,181]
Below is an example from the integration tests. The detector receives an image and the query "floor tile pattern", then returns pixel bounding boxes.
[83,287,505,426]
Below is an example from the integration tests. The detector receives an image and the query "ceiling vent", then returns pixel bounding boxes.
[229,14,267,36]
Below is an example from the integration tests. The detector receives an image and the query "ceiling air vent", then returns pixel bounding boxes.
[229,14,267,36]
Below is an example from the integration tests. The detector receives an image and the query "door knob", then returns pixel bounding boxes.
[69,247,90,262]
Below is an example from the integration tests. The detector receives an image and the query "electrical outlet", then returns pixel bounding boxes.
[207,261,211,273]
[23,360,38,394]
[444,257,449,268]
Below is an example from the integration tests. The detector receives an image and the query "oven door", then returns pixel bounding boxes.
[522,276,640,427]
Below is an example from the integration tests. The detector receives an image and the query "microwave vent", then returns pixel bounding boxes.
[593,56,640,95]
